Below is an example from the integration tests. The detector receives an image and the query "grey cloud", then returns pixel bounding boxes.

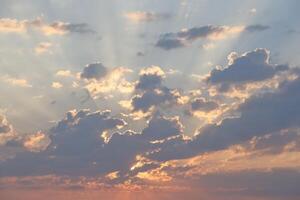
[207,48,288,86]
[129,67,185,113]
[156,38,186,50]
[131,87,181,113]
[250,130,300,154]
[156,25,240,50]
[135,71,164,91]
[0,109,185,179]
[149,72,300,161]
[49,109,125,156]
[0,109,126,176]
[80,63,108,80]
[156,24,270,50]
[142,115,183,141]
[245,24,270,32]
[60,23,96,34]
[30,18,96,35]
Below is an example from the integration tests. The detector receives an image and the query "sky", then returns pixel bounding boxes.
[0,0,300,199]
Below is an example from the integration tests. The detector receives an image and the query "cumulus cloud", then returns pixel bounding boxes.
[0,109,186,179]
[0,47,299,199]
[120,66,188,117]
[49,109,126,155]
[156,25,244,50]
[80,63,108,80]
[124,11,171,23]
[82,65,134,96]
[130,87,184,113]
[206,48,288,89]
[149,73,300,161]
[142,115,183,141]
[135,66,165,91]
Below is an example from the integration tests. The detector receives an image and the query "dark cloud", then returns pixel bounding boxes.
[153,73,300,161]
[156,25,243,50]
[135,68,164,91]
[0,109,185,179]
[0,109,127,176]
[142,115,183,141]
[207,48,288,86]
[156,37,186,50]
[60,23,96,34]
[250,130,300,154]
[128,66,186,114]
[49,109,126,156]
[80,63,108,80]
[131,87,182,113]
[245,24,270,32]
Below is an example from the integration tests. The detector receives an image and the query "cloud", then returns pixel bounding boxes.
[141,115,183,141]
[0,46,299,198]
[80,63,108,80]
[55,70,72,77]
[207,48,288,88]
[34,42,52,55]
[129,86,186,116]
[0,18,27,33]
[245,24,270,32]
[190,98,218,112]
[1,75,32,87]
[0,115,16,146]
[135,66,165,91]
[196,168,300,198]
[124,11,171,23]
[51,82,63,89]
[23,131,50,152]
[0,109,185,178]
[0,17,95,35]
[149,72,300,161]
[121,66,188,116]
[249,129,300,154]
[156,25,244,50]
[82,65,134,96]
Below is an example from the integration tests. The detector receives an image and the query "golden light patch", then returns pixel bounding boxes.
[23,132,51,152]
[106,171,119,180]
